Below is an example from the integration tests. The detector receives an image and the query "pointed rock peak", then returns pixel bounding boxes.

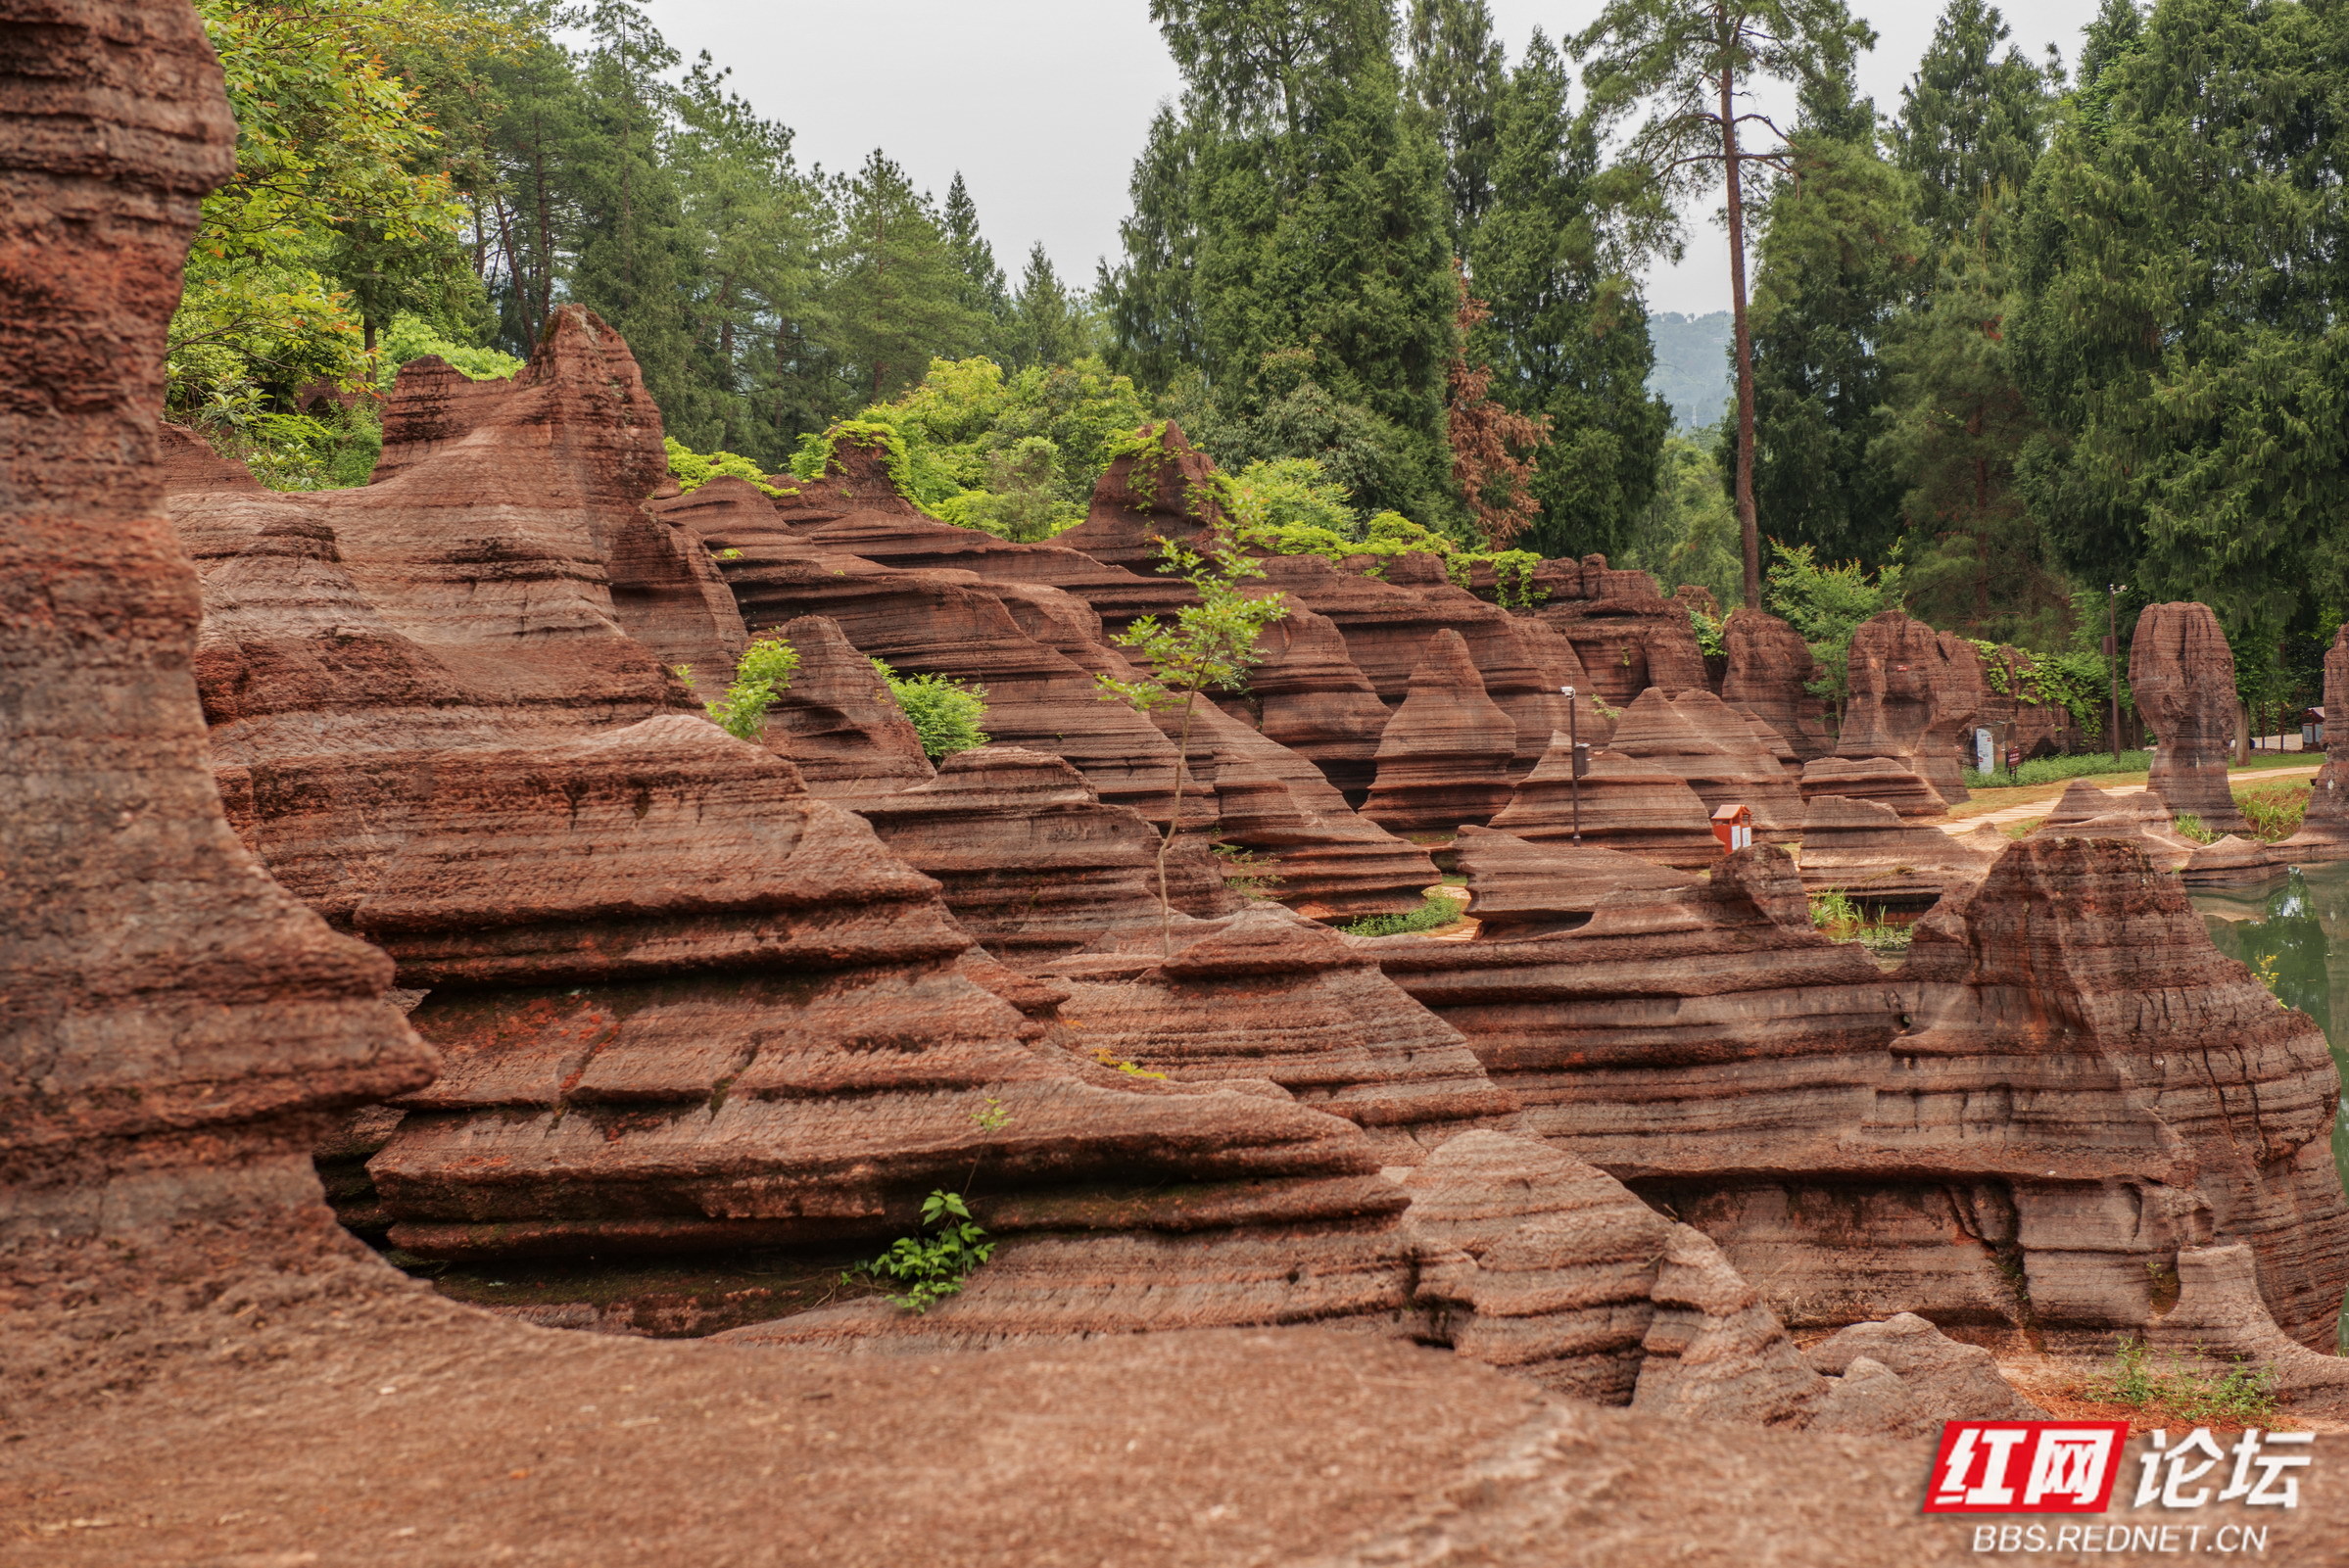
[1407,628,1484,694]
[2044,778,2167,829]
[158,422,266,496]
[1152,901,1363,978]
[1706,842,1814,930]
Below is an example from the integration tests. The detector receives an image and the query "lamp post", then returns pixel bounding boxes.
[2107,584,2126,762]
[1560,686,1581,842]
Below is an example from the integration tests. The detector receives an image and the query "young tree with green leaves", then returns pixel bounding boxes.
[1576,0,1876,608]
[704,635,800,740]
[1095,541,1290,954]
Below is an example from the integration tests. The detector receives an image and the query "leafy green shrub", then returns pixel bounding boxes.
[1689,604,1726,657]
[873,659,989,758]
[1809,889,1912,956]
[1962,749,2153,789]
[847,1190,995,1314]
[2095,1337,2279,1427]
[667,436,786,498]
[377,312,523,385]
[1766,542,1905,710]
[1219,456,1546,607]
[1338,892,1465,937]
[704,636,799,740]
[2173,813,2221,845]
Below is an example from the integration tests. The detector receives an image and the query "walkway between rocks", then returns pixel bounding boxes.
[1937,763,2322,835]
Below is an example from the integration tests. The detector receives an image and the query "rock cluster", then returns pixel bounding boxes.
[1488,736,1722,867]
[1362,629,1519,832]
[1722,607,1831,760]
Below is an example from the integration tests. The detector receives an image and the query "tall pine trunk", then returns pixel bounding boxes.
[1722,62,1761,611]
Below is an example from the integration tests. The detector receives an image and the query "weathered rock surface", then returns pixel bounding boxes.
[854,745,1230,964]
[1362,629,1519,832]
[1723,607,1831,761]
[1606,686,1807,837]
[1051,905,1518,1160]
[2285,622,2349,856]
[1835,611,1986,806]
[1803,1313,2049,1430]
[2133,600,2248,832]
[1449,824,1694,939]
[1798,755,1948,819]
[1488,736,1722,868]
[1530,554,1711,706]
[1797,794,1993,907]
[1158,696,1442,917]
[748,612,934,803]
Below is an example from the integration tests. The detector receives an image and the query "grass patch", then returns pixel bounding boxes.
[1338,891,1466,937]
[1964,750,2152,789]
[2002,818,2044,839]
[1808,889,1913,957]
[2092,1337,2279,1428]
[2237,783,2310,842]
[2173,813,2222,845]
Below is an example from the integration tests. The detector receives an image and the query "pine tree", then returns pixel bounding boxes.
[828,152,984,404]
[568,0,700,430]
[1464,29,1670,563]
[1734,71,1918,568]
[1576,0,1878,607]
[1108,0,1459,523]
[1404,0,1508,247]
[1004,244,1092,369]
[2011,0,2349,640]
[941,172,1012,349]
[1891,0,2052,246]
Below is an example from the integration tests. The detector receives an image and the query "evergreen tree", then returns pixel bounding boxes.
[481,31,590,356]
[1108,0,1460,523]
[1464,30,1669,563]
[1577,0,1878,607]
[1003,244,1093,369]
[2011,0,2349,641]
[1733,71,1917,569]
[941,172,1013,349]
[1404,0,1508,246]
[1891,0,2052,245]
[568,0,699,430]
[827,152,985,404]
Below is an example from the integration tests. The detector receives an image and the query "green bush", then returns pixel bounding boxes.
[2237,784,2310,843]
[873,659,989,758]
[845,1190,995,1314]
[1962,749,2152,789]
[704,636,799,741]
[1338,891,1465,937]
[2095,1337,2278,1427]
[667,437,786,498]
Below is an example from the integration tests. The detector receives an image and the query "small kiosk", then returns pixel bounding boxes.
[1710,802,1753,853]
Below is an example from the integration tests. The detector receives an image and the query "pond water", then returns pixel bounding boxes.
[2190,864,2349,1340]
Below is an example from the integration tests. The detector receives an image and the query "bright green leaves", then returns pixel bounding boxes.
[704,636,800,741]
[667,438,784,497]
[1764,542,1905,708]
[871,660,990,759]
[848,1189,997,1314]
[1094,540,1290,715]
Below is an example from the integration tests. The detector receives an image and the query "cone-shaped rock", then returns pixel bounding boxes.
[749,612,934,803]
[1489,737,1721,868]
[1606,687,1806,836]
[1362,630,1518,832]
[1795,794,1993,907]
[1798,755,1946,819]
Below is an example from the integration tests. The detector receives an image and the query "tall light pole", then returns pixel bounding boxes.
[2107,584,2126,762]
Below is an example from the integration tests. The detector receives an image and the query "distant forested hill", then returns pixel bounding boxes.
[1645,311,1732,432]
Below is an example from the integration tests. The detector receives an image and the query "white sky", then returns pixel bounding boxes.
[647,0,2112,315]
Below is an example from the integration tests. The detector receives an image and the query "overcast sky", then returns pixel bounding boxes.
[645,0,2112,316]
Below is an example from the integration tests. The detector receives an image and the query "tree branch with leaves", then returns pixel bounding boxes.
[1094,537,1289,955]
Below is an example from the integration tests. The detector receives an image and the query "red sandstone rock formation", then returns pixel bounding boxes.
[1361,629,1518,832]
[1722,607,1831,760]
[1049,904,1518,1160]
[854,745,1232,964]
[684,466,1206,827]
[1797,755,1947,818]
[1156,697,1442,917]
[2285,623,2349,856]
[1606,687,1807,837]
[1834,611,1986,806]
[2132,601,2247,832]
[750,612,934,802]
[1488,736,1722,867]
[1051,420,1225,568]
[1529,554,1712,705]
[1795,795,1993,907]
[1450,825,1696,938]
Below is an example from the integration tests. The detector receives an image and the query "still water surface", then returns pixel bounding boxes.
[2190,865,2349,1260]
